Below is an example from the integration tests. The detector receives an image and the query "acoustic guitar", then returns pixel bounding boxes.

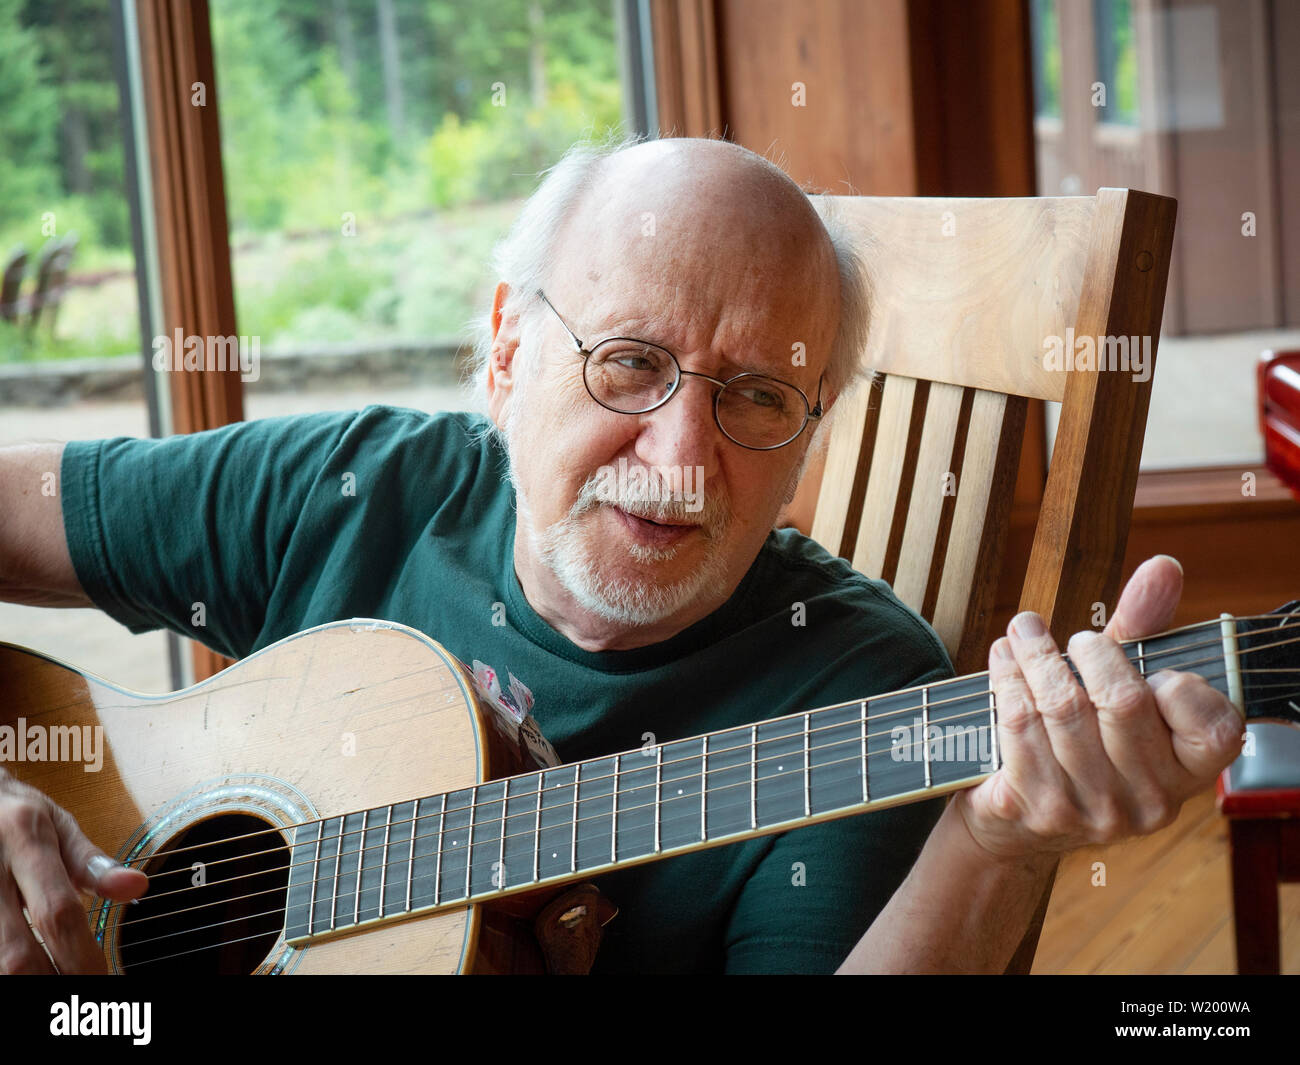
[2,604,1297,974]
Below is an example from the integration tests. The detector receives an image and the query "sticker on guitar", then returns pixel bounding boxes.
[469,659,559,768]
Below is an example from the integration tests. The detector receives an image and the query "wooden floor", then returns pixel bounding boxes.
[1032,788,1300,973]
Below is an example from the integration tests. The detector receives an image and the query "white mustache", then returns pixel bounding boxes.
[574,473,728,537]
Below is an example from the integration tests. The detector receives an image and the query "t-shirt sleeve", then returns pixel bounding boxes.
[60,409,360,661]
[722,636,955,974]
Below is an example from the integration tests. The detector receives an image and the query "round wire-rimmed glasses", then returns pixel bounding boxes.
[535,289,824,451]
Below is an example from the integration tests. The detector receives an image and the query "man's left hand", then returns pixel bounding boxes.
[951,554,1245,861]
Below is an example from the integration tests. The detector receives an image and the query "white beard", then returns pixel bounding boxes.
[503,415,732,628]
[531,503,730,628]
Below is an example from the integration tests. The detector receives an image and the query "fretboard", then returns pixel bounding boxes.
[283,618,1235,943]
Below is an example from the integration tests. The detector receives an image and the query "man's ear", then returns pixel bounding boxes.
[486,282,520,430]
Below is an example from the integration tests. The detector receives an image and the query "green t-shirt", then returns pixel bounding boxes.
[61,406,955,974]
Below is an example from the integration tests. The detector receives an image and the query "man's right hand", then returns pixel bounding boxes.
[0,767,148,973]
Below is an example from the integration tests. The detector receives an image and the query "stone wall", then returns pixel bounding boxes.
[0,338,469,407]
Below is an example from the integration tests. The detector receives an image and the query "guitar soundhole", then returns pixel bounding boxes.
[117,813,290,974]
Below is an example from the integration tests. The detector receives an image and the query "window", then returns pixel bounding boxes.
[0,0,172,692]
[1093,0,1139,126]
[1031,0,1300,470]
[208,0,633,424]
[1030,0,1062,120]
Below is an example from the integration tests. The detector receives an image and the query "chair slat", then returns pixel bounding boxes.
[808,373,880,558]
[851,375,926,582]
[929,389,1028,672]
[892,381,967,612]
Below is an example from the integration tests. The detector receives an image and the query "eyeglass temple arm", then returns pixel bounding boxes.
[536,289,586,352]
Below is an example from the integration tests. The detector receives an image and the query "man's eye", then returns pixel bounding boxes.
[738,387,783,408]
[613,354,658,372]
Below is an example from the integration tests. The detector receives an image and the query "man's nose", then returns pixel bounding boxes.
[633,374,722,473]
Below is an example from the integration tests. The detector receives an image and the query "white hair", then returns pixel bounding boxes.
[462,135,872,448]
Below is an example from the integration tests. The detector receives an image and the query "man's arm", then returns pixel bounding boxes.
[0,442,90,607]
[838,798,1056,972]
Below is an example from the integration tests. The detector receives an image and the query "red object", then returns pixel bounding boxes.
[1259,349,1300,500]
[1217,767,1300,973]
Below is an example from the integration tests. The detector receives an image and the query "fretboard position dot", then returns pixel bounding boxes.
[677,788,683,795]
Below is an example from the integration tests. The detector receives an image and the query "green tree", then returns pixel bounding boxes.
[0,0,59,233]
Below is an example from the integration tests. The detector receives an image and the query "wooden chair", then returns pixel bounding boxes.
[0,246,27,323]
[28,233,78,334]
[802,188,1178,973]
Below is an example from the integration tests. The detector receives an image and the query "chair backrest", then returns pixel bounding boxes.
[807,188,1177,675]
[29,233,78,332]
[0,247,27,324]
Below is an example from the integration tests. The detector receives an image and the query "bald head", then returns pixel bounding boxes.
[543,139,842,377]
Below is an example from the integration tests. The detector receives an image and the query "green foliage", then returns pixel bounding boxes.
[0,0,59,232]
[3,0,623,361]
[233,240,387,342]
[0,317,138,365]
[1111,0,1139,124]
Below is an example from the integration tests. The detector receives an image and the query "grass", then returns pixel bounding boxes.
[0,199,522,365]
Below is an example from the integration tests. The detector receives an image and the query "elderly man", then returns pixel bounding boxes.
[0,136,1242,974]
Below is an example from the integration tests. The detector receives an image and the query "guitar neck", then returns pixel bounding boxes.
[282,614,1255,944]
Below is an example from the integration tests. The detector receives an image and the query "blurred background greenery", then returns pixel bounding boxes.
[0,0,623,363]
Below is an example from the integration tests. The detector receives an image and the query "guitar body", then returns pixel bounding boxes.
[0,620,551,974]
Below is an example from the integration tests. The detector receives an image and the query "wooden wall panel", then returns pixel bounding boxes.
[137,0,242,682]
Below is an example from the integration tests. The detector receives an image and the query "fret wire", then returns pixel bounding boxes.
[353,808,366,926]
[860,700,869,803]
[1137,639,1146,677]
[749,724,757,830]
[405,798,417,913]
[922,686,931,788]
[802,713,811,818]
[701,734,709,841]
[988,686,999,771]
[434,794,446,906]
[309,818,322,934]
[533,773,542,883]
[330,815,342,932]
[379,804,392,920]
[569,769,578,874]
[464,785,476,898]
[611,754,620,865]
[653,742,662,854]
[498,780,508,892]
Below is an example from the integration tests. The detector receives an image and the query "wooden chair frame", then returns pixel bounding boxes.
[806,187,1178,972]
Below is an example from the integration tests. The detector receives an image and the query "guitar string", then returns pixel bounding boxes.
[108,612,1300,970]
[71,621,1300,944]
[90,654,1300,942]
[105,674,1300,965]
[102,616,1291,873]
[104,696,1013,928]
[86,619,1300,918]
[127,664,1300,914]
[94,678,1300,967]
[103,623,1291,904]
